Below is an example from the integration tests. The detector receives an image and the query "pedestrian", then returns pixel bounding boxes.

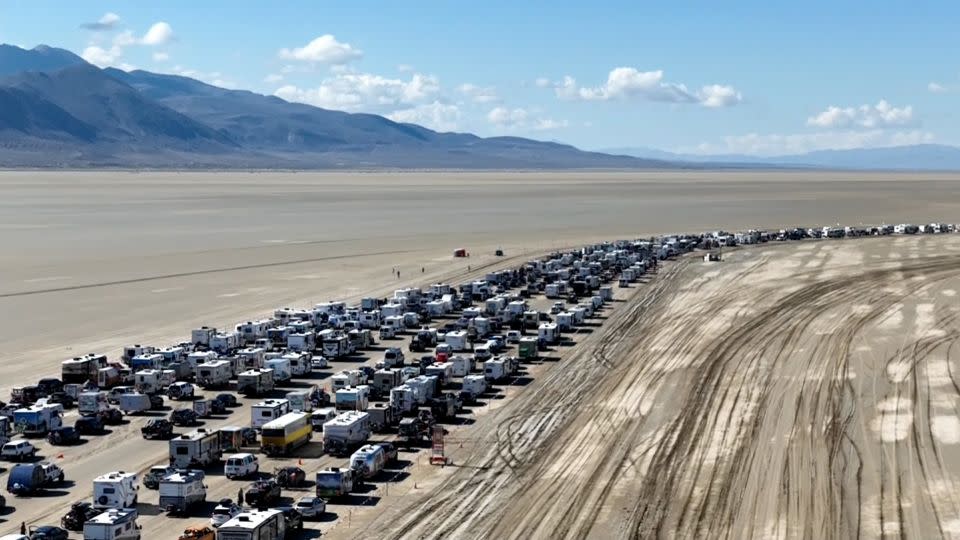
[397,270,401,279]
[20,522,26,535]
[238,488,243,506]
[421,267,425,273]
[468,265,471,271]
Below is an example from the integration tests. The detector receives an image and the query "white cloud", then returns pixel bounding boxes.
[388,102,461,131]
[548,68,742,108]
[685,129,935,157]
[81,12,121,31]
[141,22,174,46]
[457,83,498,104]
[279,34,362,64]
[487,106,567,131]
[397,64,414,73]
[806,100,914,129]
[81,45,121,67]
[152,52,170,63]
[274,72,440,112]
[928,82,947,94]
[264,73,284,84]
[534,77,551,88]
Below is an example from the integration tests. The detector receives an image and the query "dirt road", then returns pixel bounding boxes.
[344,235,960,540]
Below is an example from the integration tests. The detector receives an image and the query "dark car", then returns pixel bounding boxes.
[47,426,81,446]
[28,525,70,540]
[244,479,281,508]
[98,408,124,425]
[149,394,165,410]
[61,501,99,531]
[214,393,238,408]
[278,507,304,534]
[274,466,306,488]
[36,378,63,397]
[170,408,198,426]
[209,399,227,415]
[46,392,75,409]
[141,418,174,439]
[74,415,104,435]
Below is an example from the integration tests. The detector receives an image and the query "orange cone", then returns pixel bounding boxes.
[298,458,303,466]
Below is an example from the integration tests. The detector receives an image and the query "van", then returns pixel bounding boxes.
[224,453,259,479]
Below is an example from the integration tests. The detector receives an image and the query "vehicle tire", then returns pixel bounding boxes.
[98,495,109,505]
[58,473,64,483]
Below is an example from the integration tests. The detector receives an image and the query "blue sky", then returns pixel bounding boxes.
[1,0,957,155]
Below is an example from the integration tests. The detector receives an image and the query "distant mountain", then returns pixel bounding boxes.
[603,144,960,171]
[0,43,669,169]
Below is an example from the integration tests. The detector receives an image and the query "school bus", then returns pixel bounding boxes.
[260,412,312,457]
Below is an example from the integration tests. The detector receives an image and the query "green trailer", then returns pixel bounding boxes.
[518,337,539,360]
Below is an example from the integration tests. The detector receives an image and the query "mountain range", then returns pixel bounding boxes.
[602,144,960,171]
[0,44,667,169]
[0,43,957,170]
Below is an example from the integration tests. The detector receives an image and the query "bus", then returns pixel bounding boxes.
[260,412,311,457]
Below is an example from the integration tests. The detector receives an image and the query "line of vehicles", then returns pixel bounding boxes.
[3,222,950,539]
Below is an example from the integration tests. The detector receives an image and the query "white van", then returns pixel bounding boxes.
[224,453,259,479]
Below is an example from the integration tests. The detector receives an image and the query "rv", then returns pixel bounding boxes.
[444,330,469,352]
[286,388,317,413]
[159,470,207,514]
[251,399,290,430]
[216,509,286,540]
[13,404,62,436]
[83,509,141,540]
[61,354,107,385]
[118,393,152,415]
[383,348,405,368]
[93,471,139,509]
[425,363,454,386]
[286,332,316,353]
[538,323,559,344]
[283,352,312,377]
[210,331,241,354]
[350,444,386,479]
[121,346,154,363]
[237,348,266,370]
[79,391,109,417]
[372,369,404,396]
[134,369,174,395]
[196,360,233,389]
[130,353,164,372]
[169,429,222,469]
[191,326,217,347]
[236,369,275,396]
[260,412,312,456]
[450,355,475,377]
[461,375,488,401]
[263,357,292,383]
[484,358,511,382]
[366,404,396,432]
[315,468,353,499]
[236,320,274,344]
[323,411,371,455]
[310,408,337,431]
[335,386,370,411]
[358,311,381,329]
[186,351,218,375]
[322,335,352,359]
[389,386,416,414]
[518,337,539,360]
[330,370,363,392]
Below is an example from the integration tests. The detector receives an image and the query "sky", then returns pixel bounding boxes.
[0,0,957,156]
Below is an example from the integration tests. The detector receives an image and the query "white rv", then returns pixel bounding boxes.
[236,369,275,396]
[158,470,206,514]
[444,330,469,352]
[334,386,370,411]
[263,357,292,383]
[350,444,386,479]
[323,411,371,454]
[251,399,290,429]
[93,471,139,509]
[196,360,233,389]
[538,323,559,344]
[168,429,222,469]
[191,327,217,347]
[217,509,286,540]
[83,509,141,540]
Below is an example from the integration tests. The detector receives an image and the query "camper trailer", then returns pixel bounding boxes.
[195,360,232,389]
[323,411,371,456]
[169,429,222,469]
[191,327,217,347]
[335,386,370,411]
[93,471,139,510]
[263,357,292,384]
[61,354,108,385]
[350,444,386,479]
[236,369,275,396]
[13,404,62,436]
[538,323,559,344]
[158,470,207,514]
[251,399,290,430]
[315,468,354,499]
[216,509,286,540]
[83,509,141,540]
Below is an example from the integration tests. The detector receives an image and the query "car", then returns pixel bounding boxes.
[74,415,104,435]
[60,501,99,531]
[170,408,198,427]
[293,496,326,519]
[224,453,259,479]
[311,356,329,369]
[143,465,176,489]
[214,394,237,408]
[278,506,303,533]
[274,466,306,488]
[39,462,65,485]
[209,399,227,415]
[167,382,195,401]
[1,440,37,461]
[106,386,135,405]
[178,525,216,540]
[46,392,74,409]
[97,407,124,425]
[141,418,174,439]
[36,378,63,397]
[27,526,69,540]
[377,442,398,463]
[149,394,165,410]
[209,500,242,528]
[244,479,281,508]
[46,426,80,446]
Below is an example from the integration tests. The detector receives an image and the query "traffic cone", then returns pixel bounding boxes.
[298,458,303,466]
[57,453,64,459]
